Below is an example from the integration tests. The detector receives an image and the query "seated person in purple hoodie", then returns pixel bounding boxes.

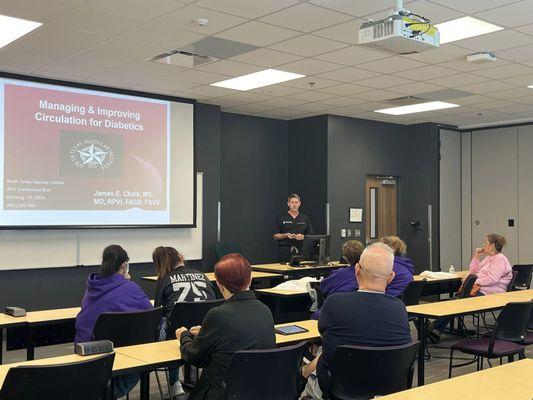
[380,236,414,297]
[312,240,364,319]
[75,244,152,399]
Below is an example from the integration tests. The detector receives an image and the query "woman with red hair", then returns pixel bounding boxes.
[176,254,275,400]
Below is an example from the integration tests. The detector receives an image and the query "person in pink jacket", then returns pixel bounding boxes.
[428,233,513,343]
[470,233,512,295]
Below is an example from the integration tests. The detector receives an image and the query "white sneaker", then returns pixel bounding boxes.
[164,381,185,398]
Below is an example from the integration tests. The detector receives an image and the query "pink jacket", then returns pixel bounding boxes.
[469,253,512,295]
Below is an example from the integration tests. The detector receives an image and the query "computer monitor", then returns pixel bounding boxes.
[302,235,330,265]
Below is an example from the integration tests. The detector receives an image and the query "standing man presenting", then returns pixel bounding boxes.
[273,193,314,263]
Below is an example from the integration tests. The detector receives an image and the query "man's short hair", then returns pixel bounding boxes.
[359,242,394,279]
[342,240,364,265]
[288,193,301,201]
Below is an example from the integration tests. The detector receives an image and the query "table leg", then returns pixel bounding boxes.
[416,316,426,386]
[0,327,3,365]
[27,326,34,360]
[140,371,150,400]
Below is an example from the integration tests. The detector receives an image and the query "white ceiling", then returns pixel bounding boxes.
[1,0,533,127]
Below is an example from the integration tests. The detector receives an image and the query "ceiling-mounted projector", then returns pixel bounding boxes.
[358,0,439,54]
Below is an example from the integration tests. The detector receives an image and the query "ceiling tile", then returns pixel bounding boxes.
[350,89,404,101]
[313,19,363,45]
[317,67,382,82]
[218,91,274,103]
[429,0,520,14]
[318,83,373,96]
[196,0,299,19]
[54,4,142,36]
[366,0,463,24]
[469,99,522,110]
[454,30,533,52]
[452,94,500,105]
[277,58,343,75]
[358,75,415,89]
[402,44,471,64]
[197,60,262,76]
[393,64,458,80]
[287,90,337,102]
[88,0,185,22]
[215,21,300,47]
[318,95,367,106]
[229,48,302,67]
[256,97,307,108]
[475,1,533,28]
[390,82,447,95]
[314,45,390,66]
[282,76,340,89]
[496,44,533,63]
[460,81,516,94]
[473,64,533,79]
[515,23,533,36]
[0,51,55,74]
[292,102,332,112]
[269,35,347,57]
[251,84,306,97]
[512,95,533,104]
[182,85,237,98]
[120,5,246,47]
[309,0,411,17]
[173,69,230,84]
[126,74,200,92]
[501,75,533,86]
[4,23,110,60]
[430,73,489,87]
[259,3,352,33]
[489,86,533,99]
[438,58,511,73]
[0,0,85,23]
[357,56,427,74]
[225,103,279,113]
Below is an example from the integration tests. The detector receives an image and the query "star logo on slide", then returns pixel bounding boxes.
[70,139,115,170]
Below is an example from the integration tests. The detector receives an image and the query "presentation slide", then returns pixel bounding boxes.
[0,76,195,227]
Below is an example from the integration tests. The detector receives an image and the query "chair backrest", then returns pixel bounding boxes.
[215,243,243,260]
[489,301,533,353]
[458,274,478,298]
[224,341,307,400]
[93,307,162,347]
[0,352,114,400]
[512,265,533,289]
[329,341,419,400]
[401,279,427,306]
[168,299,225,331]
[507,270,519,292]
[528,308,533,331]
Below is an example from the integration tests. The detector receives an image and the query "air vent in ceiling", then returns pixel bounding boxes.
[151,50,218,68]
[383,96,426,105]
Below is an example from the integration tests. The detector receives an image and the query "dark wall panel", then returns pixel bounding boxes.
[220,113,288,263]
[326,116,439,272]
[288,116,328,235]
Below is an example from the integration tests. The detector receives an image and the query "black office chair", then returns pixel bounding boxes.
[457,274,479,298]
[308,281,326,310]
[168,299,225,387]
[168,299,225,332]
[0,352,114,400]
[449,301,533,377]
[401,279,427,307]
[93,307,163,346]
[328,342,419,400]
[512,265,533,290]
[507,270,519,292]
[215,243,243,260]
[224,341,307,400]
[93,307,163,399]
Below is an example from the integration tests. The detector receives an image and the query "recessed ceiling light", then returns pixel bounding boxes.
[435,17,503,44]
[211,69,305,91]
[375,101,460,115]
[0,15,42,50]
[528,85,533,89]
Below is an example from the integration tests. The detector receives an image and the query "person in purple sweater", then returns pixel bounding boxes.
[381,236,414,297]
[75,244,152,399]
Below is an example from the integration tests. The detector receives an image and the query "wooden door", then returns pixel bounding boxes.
[366,175,398,243]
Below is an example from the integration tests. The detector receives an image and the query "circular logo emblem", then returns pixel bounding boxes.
[70,139,115,169]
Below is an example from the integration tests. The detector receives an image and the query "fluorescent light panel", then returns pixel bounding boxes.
[211,69,305,91]
[528,85,533,89]
[0,14,42,49]
[375,101,460,115]
[436,17,503,44]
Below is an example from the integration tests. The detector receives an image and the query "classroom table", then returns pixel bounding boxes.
[413,270,469,297]
[0,319,319,399]
[141,270,283,283]
[407,293,523,386]
[378,358,533,400]
[495,288,533,300]
[251,262,343,279]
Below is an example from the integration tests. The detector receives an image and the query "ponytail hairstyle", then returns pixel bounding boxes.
[98,245,129,278]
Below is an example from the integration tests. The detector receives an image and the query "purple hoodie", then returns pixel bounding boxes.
[75,273,153,343]
[387,255,414,297]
